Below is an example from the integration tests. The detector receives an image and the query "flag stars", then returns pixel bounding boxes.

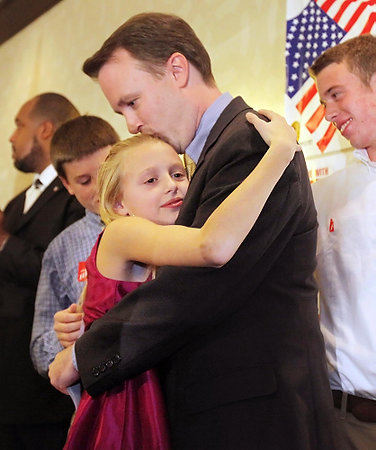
[285,2,346,100]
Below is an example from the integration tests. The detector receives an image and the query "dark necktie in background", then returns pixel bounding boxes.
[23,178,43,214]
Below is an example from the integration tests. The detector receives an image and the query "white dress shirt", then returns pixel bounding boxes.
[23,164,57,213]
[312,149,376,400]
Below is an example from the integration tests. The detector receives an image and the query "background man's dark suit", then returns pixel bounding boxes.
[76,97,338,449]
[0,177,83,438]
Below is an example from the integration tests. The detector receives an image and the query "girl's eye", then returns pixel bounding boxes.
[145,177,157,184]
[172,172,185,179]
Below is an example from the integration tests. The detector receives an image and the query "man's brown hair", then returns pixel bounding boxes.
[309,34,376,86]
[51,115,119,179]
[82,12,215,86]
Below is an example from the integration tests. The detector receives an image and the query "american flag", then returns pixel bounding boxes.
[285,0,376,155]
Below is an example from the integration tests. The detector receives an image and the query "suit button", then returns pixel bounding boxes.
[91,367,100,377]
[106,360,114,368]
[99,363,107,373]
[113,354,121,364]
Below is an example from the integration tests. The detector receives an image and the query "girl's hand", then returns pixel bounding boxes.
[246,109,301,164]
[54,303,84,348]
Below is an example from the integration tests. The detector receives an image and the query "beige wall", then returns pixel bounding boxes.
[0,0,286,208]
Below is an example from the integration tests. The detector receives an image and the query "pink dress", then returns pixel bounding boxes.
[64,234,170,450]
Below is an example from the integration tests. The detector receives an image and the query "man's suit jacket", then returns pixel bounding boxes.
[76,98,340,449]
[0,176,84,424]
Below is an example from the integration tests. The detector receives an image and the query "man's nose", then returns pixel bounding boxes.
[9,130,16,143]
[124,113,141,135]
[324,103,337,123]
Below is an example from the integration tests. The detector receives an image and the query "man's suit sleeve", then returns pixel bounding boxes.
[76,120,306,397]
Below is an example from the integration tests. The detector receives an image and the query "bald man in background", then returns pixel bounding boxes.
[0,93,84,450]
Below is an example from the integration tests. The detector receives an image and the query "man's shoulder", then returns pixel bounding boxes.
[211,97,267,155]
[312,161,361,196]
[44,214,100,259]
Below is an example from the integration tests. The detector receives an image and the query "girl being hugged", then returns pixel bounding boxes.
[63,110,300,450]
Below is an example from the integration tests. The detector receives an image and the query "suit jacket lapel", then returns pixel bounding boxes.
[15,177,63,232]
[177,97,251,226]
[193,96,250,176]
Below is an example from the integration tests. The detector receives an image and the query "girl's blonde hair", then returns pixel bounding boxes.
[98,134,164,225]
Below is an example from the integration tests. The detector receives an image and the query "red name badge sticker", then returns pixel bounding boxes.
[329,218,334,233]
[77,261,87,282]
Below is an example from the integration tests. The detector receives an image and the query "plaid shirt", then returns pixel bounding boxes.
[30,210,103,376]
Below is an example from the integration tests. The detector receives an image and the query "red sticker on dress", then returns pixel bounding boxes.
[77,261,87,282]
[329,218,334,233]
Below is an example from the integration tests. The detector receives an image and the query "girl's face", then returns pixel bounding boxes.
[116,141,189,225]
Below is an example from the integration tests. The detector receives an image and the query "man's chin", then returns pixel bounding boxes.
[14,159,34,173]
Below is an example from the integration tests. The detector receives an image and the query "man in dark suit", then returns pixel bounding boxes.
[49,14,341,449]
[0,93,84,449]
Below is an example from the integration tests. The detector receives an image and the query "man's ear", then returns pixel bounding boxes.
[37,120,55,141]
[166,52,189,87]
[370,72,376,93]
[59,175,75,196]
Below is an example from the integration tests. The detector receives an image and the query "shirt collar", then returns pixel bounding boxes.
[353,149,376,172]
[185,92,233,164]
[85,209,104,227]
[35,164,57,188]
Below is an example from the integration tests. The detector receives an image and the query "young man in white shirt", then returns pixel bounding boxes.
[310,34,376,449]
